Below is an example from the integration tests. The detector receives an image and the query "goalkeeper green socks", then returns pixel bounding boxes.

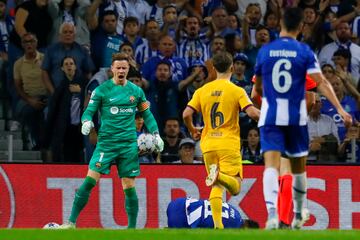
[69,176,97,224]
[124,187,139,229]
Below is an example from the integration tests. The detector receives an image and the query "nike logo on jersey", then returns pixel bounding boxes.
[132,170,139,173]
[109,98,117,102]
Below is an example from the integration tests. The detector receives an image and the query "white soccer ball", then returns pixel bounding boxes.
[43,222,60,229]
[137,133,155,153]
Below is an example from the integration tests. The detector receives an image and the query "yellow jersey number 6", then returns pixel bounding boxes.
[210,102,224,129]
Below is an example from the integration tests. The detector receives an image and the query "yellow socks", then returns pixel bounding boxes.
[209,185,224,229]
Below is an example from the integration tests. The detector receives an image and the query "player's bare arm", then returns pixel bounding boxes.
[183,106,201,140]
[245,106,260,121]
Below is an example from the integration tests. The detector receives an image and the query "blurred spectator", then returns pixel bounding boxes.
[321,75,360,152]
[338,125,360,162]
[88,10,123,69]
[161,117,183,163]
[0,0,14,78]
[124,0,150,25]
[173,137,202,164]
[308,94,340,162]
[8,0,52,54]
[48,0,90,46]
[321,63,335,80]
[205,35,225,82]
[297,0,320,10]
[200,0,238,19]
[119,41,139,71]
[144,0,170,27]
[231,53,254,139]
[45,56,84,162]
[207,7,234,38]
[178,15,209,66]
[241,127,262,163]
[332,48,359,89]
[8,0,52,118]
[337,0,357,17]
[311,3,360,52]
[263,10,280,41]
[243,2,263,46]
[318,22,360,85]
[227,13,241,34]
[135,19,160,65]
[85,68,112,106]
[147,60,179,130]
[121,16,145,50]
[300,6,317,45]
[352,1,360,41]
[13,32,47,150]
[243,25,270,80]
[178,60,207,127]
[0,0,12,117]
[179,60,207,98]
[235,0,266,21]
[141,35,188,83]
[224,32,243,55]
[161,4,178,39]
[127,68,149,91]
[231,53,252,95]
[91,0,126,34]
[42,22,94,94]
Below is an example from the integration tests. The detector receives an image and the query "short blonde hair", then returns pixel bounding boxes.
[111,52,130,64]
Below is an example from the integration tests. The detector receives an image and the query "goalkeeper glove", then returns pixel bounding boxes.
[153,133,164,152]
[81,121,94,135]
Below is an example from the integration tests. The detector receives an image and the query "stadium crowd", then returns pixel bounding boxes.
[0,0,359,164]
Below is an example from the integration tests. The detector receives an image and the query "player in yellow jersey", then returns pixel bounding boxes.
[183,52,260,229]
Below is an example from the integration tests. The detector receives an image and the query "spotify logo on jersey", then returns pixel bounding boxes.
[110,107,119,114]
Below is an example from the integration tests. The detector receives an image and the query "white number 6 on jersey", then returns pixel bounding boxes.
[272,59,292,93]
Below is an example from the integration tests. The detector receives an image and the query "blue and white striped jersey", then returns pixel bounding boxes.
[135,40,158,66]
[178,36,210,67]
[254,37,321,126]
[167,197,243,228]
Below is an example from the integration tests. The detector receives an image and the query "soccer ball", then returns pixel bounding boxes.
[137,133,155,153]
[43,222,60,229]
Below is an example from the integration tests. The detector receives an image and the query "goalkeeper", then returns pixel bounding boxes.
[59,53,164,229]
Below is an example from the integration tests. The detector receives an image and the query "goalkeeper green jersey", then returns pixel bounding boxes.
[82,79,149,148]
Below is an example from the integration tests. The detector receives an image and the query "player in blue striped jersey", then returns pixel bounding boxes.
[167,197,259,229]
[254,7,352,229]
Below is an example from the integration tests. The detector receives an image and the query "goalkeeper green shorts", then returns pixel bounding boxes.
[89,141,140,178]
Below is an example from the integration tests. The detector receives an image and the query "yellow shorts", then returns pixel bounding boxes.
[203,150,243,179]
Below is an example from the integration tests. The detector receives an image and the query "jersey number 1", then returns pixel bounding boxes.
[211,102,224,129]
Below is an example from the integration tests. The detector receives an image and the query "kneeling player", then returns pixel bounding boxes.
[167,197,259,229]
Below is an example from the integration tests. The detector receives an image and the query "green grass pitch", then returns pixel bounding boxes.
[0,229,360,240]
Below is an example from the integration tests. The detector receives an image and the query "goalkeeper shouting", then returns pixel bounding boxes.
[59,53,163,229]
